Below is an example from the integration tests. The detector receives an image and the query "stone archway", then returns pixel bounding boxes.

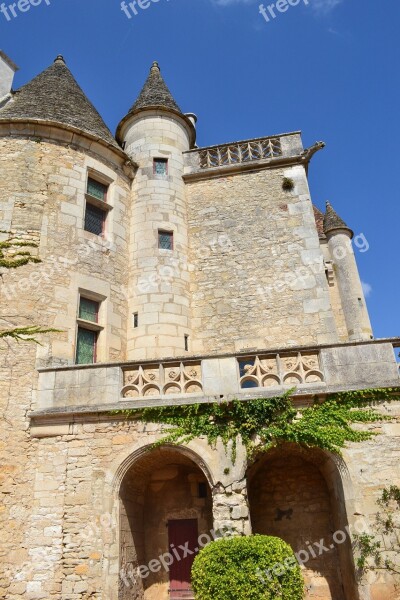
[247,445,359,600]
[118,445,213,600]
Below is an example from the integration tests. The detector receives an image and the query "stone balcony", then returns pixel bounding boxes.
[183,132,304,179]
[31,339,400,431]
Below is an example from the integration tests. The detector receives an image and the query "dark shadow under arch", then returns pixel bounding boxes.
[247,444,359,600]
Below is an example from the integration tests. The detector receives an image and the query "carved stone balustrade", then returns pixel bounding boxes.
[183,132,304,178]
[32,340,400,424]
[122,361,203,399]
[238,352,324,390]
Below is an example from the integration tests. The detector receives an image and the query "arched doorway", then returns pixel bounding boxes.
[247,445,358,600]
[118,446,213,600]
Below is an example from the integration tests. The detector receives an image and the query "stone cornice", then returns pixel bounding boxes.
[182,153,306,182]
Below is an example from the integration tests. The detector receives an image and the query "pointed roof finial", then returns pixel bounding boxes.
[323,201,353,238]
[151,61,160,72]
[54,55,66,64]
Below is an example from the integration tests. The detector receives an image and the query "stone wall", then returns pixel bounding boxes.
[0,136,132,366]
[0,134,131,600]
[2,403,399,599]
[186,164,339,355]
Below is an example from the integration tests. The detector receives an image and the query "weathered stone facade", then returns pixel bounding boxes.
[0,54,399,600]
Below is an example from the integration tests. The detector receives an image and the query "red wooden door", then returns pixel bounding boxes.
[168,519,198,599]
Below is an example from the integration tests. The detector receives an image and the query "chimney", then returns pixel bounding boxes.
[0,50,19,99]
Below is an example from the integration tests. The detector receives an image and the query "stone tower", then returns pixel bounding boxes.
[116,62,196,359]
[0,52,399,600]
[323,201,372,341]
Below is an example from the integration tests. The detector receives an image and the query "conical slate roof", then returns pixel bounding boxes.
[313,205,326,239]
[128,61,182,115]
[0,55,120,150]
[323,202,353,236]
[116,61,196,147]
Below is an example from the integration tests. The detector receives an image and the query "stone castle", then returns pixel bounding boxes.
[0,52,399,600]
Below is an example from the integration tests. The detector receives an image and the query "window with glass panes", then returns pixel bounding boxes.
[84,203,105,236]
[158,230,173,250]
[76,327,97,364]
[87,177,107,201]
[76,297,100,364]
[154,158,168,176]
[79,297,99,322]
[84,177,108,235]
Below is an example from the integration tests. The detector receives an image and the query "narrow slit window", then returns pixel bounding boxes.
[184,334,189,352]
[158,230,173,250]
[133,312,139,328]
[154,158,168,176]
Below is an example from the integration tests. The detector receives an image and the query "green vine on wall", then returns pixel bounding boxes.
[0,234,41,270]
[355,485,400,578]
[0,325,60,344]
[113,387,398,462]
[0,233,60,344]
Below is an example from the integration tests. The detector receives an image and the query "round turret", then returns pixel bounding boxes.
[323,202,372,341]
[117,62,196,359]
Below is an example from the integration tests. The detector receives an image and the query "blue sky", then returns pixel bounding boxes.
[1,0,399,342]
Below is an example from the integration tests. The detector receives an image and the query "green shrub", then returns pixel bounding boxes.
[282,177,295,191]
[191,534,304,600]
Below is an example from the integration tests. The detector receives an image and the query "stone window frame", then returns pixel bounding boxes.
[153,157,168,177]
[75,289,106,365]
[158,229,174,251]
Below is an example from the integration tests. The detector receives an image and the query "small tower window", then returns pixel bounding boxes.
[158,230,173,250]
[154,158,168,176]
[184,334,189,352]
[133,312,139,328]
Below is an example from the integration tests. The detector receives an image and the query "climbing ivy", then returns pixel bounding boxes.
[355,485,400,578]
[0,233,60,344]
[113,387,397,461]
[0,236,41,270]
[0,325,60,344]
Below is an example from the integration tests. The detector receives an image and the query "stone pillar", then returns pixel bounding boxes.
[326,229,372,341]
[209,440,252,537]
[212,477,252,537]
